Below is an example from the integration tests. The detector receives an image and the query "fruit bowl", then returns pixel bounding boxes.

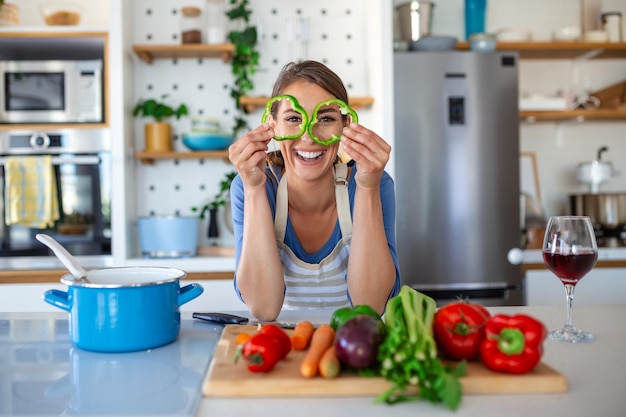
[182,132,233,151]
[39,1,82,26]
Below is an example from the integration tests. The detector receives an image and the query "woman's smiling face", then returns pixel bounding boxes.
[276,81,341,182]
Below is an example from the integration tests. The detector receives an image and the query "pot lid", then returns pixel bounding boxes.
[60,266,186,288]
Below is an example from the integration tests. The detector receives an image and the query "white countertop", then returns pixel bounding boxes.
[1,306,625,417]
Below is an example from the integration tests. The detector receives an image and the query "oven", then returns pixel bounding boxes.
[0,130,111,257]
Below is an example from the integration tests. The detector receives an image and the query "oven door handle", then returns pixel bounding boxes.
[0,156,100,166]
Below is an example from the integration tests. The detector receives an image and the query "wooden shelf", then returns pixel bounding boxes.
[455,41,626,59]
[0,122,109,131]
[132,43,235,64]
[134,150,229,164]
[520,108,626,121]
[239,96,374,113]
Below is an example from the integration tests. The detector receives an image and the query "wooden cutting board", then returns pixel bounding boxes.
[202,325,568,398]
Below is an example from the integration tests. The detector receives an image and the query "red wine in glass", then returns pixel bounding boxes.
[542,250,598,285]
[542,216,597,343]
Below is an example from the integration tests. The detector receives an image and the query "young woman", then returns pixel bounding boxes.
[228,60,400,321]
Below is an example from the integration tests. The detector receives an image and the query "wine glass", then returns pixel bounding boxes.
[542,216,598,343]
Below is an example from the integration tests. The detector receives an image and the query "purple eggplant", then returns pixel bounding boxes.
[335,315,384,370]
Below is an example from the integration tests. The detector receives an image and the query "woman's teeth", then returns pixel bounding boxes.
[296,150,325,161]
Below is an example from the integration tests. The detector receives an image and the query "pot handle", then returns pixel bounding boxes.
[43,289,71,312]
[178,283,204,306]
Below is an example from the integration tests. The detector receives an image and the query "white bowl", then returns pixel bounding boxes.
[552,27,581,41]
[496,28,532,42]
[583,30,609,42]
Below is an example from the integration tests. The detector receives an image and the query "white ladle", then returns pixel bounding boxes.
[36,234,89,282]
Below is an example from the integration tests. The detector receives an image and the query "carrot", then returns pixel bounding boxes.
[234,332,251,345]
[300,324,335,378]
[318,345,340,378]
[291,321,315,351]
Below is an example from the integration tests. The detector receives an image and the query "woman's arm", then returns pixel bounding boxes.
[347,178,397,314]
[341,124,398,314]
[234,183,285,321]
[229,125,285,321]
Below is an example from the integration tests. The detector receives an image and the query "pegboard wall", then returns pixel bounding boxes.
[131,0,371,246]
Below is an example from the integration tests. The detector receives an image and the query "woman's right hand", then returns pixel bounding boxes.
[228,123,274,189]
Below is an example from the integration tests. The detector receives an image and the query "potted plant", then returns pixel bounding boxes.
[226,0,259,138]
[133,94,188,152]
[192,171,237,245]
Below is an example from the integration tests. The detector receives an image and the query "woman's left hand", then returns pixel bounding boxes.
[340,123,391,188]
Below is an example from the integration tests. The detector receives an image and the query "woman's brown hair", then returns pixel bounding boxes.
[266,61,348,181]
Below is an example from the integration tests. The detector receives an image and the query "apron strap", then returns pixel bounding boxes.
[274,163,352,242]
[334,163,352,237]
[275,173,289,242]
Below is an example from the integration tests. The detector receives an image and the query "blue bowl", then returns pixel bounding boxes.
[182,132,233,151]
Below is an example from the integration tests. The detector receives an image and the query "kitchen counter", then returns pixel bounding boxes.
[1,306,625,417]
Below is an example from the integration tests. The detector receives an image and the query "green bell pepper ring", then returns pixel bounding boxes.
[261,95,309,141]
[307,98,359,146]
[330,304,382,331]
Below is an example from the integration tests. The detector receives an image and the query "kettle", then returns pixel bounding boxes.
[576,146,617,193]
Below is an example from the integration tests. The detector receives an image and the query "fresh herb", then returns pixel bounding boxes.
[226,0,259,138]
[376,285,466,410]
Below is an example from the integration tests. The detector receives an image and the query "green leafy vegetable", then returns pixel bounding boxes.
[376,285,466,410]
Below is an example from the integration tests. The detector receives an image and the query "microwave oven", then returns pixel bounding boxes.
[0,60,104,124]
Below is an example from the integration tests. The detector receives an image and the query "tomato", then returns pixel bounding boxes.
[433,301,492,361]
[241,333,282,372]
[258,324,292,359]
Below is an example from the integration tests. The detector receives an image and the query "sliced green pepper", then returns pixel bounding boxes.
[261,95,309,141]
[330,304,382,331]
[307,98,359,146]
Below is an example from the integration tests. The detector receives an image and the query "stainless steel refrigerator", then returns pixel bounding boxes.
[393,51,523,306]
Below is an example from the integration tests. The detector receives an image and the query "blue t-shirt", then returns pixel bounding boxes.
[230,162,401,302]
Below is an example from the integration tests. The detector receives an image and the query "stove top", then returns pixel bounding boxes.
[595,227,626,247]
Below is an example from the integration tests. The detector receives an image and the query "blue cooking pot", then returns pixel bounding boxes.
[43,267,203,353]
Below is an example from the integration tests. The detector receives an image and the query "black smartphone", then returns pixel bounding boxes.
[192,312,249,325]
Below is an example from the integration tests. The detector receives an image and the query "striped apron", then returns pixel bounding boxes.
[275,163,352,310]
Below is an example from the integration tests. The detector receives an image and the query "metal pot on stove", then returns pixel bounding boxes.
[570,146,626,229]
[569,193,626,229]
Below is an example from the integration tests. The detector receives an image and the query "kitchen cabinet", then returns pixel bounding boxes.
[456,41,626,122]
[0,279,244,312]
[525,268,626,306]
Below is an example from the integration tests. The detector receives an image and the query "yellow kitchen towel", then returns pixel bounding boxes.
[4,155,60,228]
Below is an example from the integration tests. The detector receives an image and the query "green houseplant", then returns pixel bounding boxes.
[192,171,237,243]
[133,94,188,152]
[226,0,259,137]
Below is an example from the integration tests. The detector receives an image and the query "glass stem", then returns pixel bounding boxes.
[563,284,576,330]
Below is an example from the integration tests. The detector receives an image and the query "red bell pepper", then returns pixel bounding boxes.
[241,333,282,373]
[479,314,547,374]
[258,324,292,359]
